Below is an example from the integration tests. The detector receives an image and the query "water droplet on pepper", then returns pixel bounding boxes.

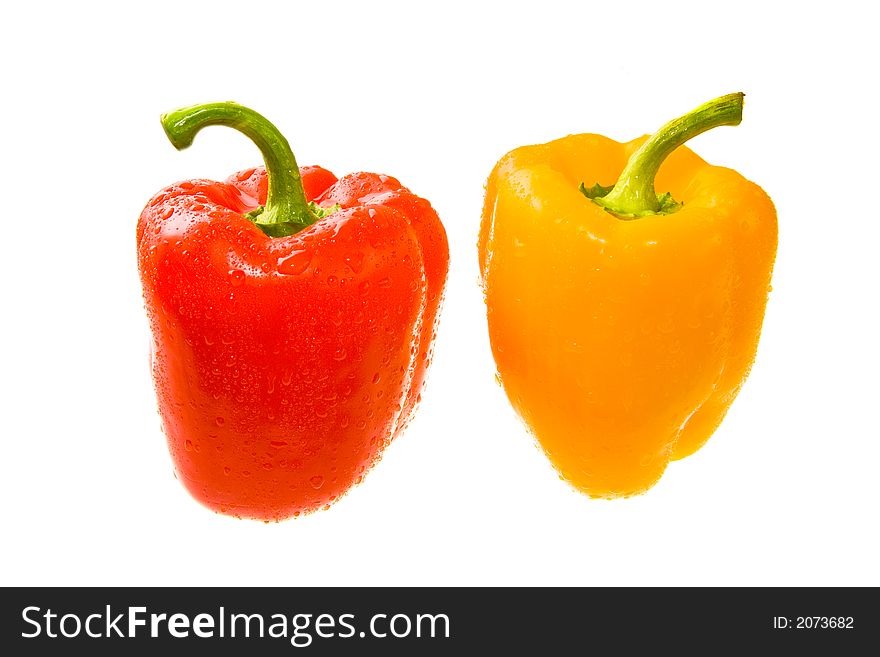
[228,269,245,286]
[345,252,364,273]
[277,250,312,275]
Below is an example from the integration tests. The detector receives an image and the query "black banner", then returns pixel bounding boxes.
[1,587,874,654]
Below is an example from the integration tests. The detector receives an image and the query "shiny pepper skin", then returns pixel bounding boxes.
[479,95,777,498]
[138,165,448,520]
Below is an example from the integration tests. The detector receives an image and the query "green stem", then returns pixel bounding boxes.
[588,93,745,217]
[161,102,317,236]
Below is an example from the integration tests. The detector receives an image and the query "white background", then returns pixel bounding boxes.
[2,1,877,586]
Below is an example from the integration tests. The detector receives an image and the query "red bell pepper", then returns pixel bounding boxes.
[137,102,448,521]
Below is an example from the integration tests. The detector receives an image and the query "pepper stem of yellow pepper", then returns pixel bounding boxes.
[588,93,745,218]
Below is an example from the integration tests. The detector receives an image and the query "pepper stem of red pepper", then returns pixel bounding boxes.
[161,102,318,237]
[583,93,745,218]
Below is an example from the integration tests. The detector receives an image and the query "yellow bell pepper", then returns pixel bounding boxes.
[479,93,777,497]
